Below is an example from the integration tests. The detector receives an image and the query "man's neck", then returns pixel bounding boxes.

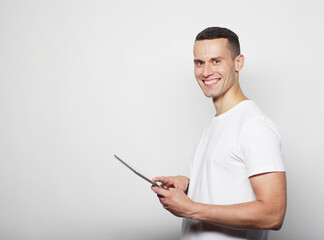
[213,85,248,117]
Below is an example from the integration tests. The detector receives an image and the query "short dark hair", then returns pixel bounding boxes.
[195,27,240,59]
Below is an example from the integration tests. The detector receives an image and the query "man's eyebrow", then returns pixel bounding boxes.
[211,57,224,61]
[194,59,204,63]
[193,57,224,63]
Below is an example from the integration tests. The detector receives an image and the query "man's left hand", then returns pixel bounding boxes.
[151,186,197,218]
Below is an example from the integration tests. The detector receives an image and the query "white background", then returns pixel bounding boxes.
[1,0,324,239]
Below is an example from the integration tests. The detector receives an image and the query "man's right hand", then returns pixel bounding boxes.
[153,176,190,193]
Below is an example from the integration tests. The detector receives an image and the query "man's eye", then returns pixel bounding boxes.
[213,59,220,64]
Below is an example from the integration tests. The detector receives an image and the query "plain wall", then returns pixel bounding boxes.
[1,0,323,239]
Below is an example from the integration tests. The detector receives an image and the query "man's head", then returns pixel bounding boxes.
[195,27,240,60]
[193,27,244,101]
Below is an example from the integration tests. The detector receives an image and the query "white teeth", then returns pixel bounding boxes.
[204,79,217,85]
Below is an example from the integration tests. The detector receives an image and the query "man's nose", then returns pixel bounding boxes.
[202,63,213,77]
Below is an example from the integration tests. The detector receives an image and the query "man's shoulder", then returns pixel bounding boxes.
[236,101,280,142]
[233,100,279,137]
[234,100,267,123]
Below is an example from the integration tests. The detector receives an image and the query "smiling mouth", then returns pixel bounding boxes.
[202,78,221,86]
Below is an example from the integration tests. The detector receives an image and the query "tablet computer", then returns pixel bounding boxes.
[114,154,161,188]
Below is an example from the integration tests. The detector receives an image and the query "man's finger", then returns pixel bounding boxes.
[151,185,169,197]
[153,176,167,183]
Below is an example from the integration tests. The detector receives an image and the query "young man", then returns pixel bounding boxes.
[151,27,287,240]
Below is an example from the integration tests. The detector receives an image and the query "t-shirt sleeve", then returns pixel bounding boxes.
[238,116,285,177]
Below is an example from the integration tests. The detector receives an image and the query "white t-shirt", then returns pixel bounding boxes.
[181,100,285,240]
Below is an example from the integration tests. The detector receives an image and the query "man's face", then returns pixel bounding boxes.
[193,38,240,100]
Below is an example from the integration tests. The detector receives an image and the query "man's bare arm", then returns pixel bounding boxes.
[152,172,286,230]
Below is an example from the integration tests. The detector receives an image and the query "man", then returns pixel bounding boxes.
[151,27,287,240]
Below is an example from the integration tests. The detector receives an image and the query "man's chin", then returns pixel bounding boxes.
[202,91,216,99]
[199,85,219,98]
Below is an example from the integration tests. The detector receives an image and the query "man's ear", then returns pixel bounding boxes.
[235,54,245,72]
